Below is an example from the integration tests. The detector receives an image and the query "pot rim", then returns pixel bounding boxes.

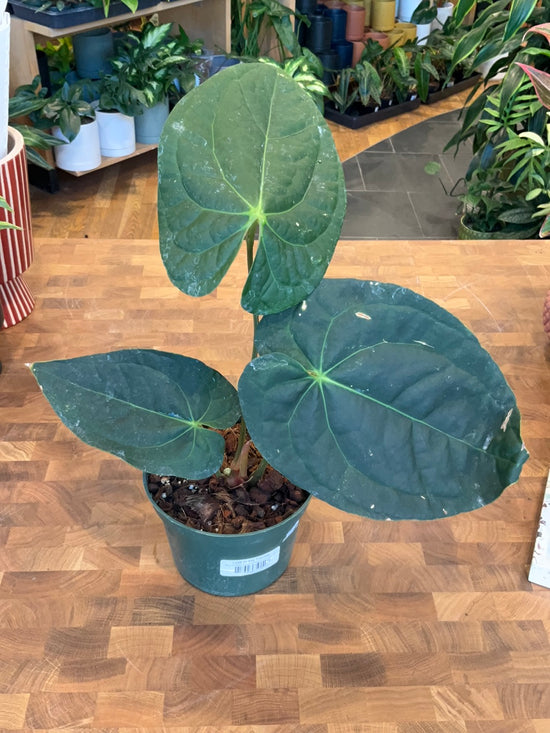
[143,471,312,541]
[3,127,25,164]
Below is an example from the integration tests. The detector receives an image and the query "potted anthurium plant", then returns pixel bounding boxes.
[31,63,528,596]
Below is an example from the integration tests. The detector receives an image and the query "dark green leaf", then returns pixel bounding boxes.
[31,350,241,478]
[239,279,528,520]
[504,0,537,41]
[158,63,346,315]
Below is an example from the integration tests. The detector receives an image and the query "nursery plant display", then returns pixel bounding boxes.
[8,0,142,28]
[445,0,550,237]
[8,77,62,170]
[31,63,528,595]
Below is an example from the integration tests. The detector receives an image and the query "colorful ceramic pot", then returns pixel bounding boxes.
[0,128,34,328]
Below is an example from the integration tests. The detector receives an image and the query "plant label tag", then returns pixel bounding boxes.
[220,547,280,577]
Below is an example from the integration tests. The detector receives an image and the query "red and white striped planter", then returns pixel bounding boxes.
[0,127,34,328]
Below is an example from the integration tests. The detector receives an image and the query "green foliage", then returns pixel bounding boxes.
[8,77,64,169]
[20,0,137,16]
[36,37,74,78]
[444,1,550,236]
[32,63,528,523]
[110,21,199,109]
[410,0,437,25]
[240,279,526,519]
[231,0,303,59]
[41,81,95,141]
[158,64,345,315]
[98,67,146,115]
[258,52,330,111]
[0,197,21,232]
[31,351,241,478]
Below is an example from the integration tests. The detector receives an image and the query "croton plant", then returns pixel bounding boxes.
[32,63,528,522]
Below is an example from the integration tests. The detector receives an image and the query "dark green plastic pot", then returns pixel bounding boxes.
[144,475,311,596]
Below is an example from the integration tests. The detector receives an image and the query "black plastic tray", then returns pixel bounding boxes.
[425,74,481,104]
[8,0,157,28]
[324,97,421,130]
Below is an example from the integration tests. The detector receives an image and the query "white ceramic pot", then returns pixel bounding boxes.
[397,0,421,22]
[53,117,101,172]
[432,2,453,30]
[415,21,431,44]
[96,109,136,157]
[475,53,508,81]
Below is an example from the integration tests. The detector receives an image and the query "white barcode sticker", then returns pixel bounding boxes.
[220,547,280,577]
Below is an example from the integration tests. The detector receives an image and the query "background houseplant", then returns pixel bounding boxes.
[31,63,528,595]
[108,20,198,143]
[40,80,101,171]
[442,0,550,237]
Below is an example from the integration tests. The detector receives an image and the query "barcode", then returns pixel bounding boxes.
[220,547,280,577]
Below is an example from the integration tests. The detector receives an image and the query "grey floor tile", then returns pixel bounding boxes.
[341,109,474,240]
[341,191,423,239]
[391,119,461,154]
[409,190,461,239]
[343,158,364,191]
[356,151,454,192]
[365,138,394,153]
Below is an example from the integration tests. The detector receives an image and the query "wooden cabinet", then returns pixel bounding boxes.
[9,0,230,174]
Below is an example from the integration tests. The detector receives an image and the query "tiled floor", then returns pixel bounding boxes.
[341,110,472,239]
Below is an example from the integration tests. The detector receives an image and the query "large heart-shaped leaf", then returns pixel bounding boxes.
[31,350,241,478]
[157,63,346,316]
[239,279,528,520]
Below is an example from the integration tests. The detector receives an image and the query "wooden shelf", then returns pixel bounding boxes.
[62,142,158,177]
[9,0,230,174]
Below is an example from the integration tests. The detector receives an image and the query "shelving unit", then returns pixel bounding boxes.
[9,0,230,175]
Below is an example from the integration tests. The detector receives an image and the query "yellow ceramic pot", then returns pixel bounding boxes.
[371,0,396,32]
[395,21,416,43]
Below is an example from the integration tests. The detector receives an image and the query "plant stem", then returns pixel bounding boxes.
[245,223,260,360]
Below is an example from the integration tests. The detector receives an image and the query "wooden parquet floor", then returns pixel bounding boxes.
[2,91,550,731]
[1,235,550,732]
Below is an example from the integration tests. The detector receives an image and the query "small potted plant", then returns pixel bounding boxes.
[109,21,198,144]
[31,63,528,596]
[40,80,101,172]
[95,66,144,156]
[325,40,419,128]
[444,1,550,238]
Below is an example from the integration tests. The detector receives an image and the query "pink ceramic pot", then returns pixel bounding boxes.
[352,39,366,65]
[344,3,366,41]
[0,127,34,328]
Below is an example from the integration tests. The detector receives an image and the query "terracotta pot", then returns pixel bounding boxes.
[352,39,366,65]
[363,29,390,48]
[344,3,366,40]
[0,127,34,328]
[371,0,395,31]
